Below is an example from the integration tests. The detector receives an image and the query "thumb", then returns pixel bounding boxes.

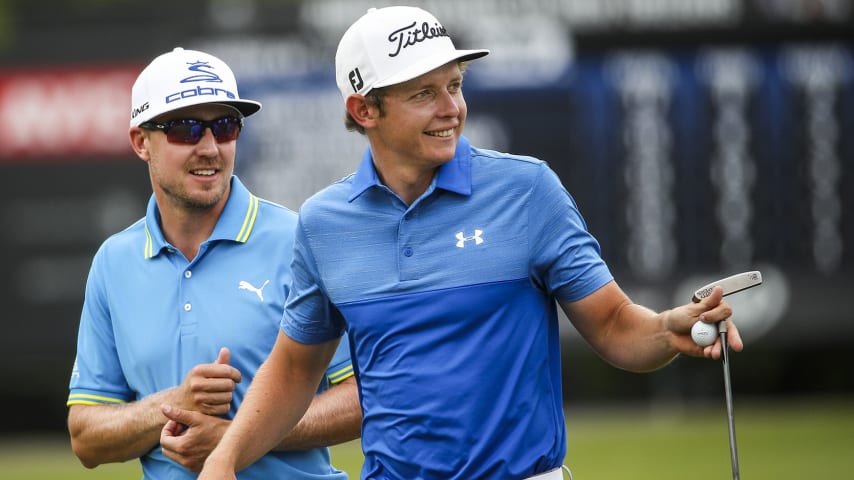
[215,347,230,365]
[161,403,193,425]
[702,285,724,308]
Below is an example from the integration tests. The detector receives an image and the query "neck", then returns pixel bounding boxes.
[373,160,437,206]
[157,201,223,261]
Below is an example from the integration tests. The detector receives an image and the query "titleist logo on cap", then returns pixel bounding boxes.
[387,21,450,58]
[334,6,488,100]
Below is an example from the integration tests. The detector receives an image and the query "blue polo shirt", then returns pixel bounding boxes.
[68,176,353,480]
[283,137,613,479]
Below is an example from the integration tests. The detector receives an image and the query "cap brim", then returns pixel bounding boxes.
[219,99,262,118]
[135,99,262,126]
[373,49,489,90]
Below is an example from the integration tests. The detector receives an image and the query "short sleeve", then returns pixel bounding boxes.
[528,164,613,302]
[67,247,133,406]
[281,217,347,344]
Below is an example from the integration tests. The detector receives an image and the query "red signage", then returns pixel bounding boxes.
[0,65,141,162]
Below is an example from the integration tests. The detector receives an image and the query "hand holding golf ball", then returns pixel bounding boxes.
[691,320,718,347]
[689,271,762,348]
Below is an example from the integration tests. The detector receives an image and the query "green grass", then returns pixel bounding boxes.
[4,397,852,479]
[561,398,854,479]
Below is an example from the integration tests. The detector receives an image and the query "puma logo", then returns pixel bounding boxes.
[238,280,270,301]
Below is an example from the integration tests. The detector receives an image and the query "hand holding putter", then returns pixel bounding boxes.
[689,270,762,480]
[690,270,763,347]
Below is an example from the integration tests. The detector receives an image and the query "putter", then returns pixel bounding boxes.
[691,270,762,480]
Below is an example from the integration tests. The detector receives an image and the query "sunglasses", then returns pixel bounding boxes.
[140,115,244,144]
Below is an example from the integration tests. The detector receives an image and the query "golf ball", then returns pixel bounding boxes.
[691,321,718,347]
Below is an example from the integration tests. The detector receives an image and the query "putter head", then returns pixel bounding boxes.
[691,271,762,303]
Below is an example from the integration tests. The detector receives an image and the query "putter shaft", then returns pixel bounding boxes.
[692,272,758,480]
[719,323,740,480]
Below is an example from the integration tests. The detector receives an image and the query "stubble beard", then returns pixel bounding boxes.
[161,178,227,211]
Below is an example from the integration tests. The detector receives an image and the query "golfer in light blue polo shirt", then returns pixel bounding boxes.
[69,178,355,479]
[67,47,360,480]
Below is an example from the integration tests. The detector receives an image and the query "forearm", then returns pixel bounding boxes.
[603,303,679,372]
[561,281,679,373]
[207,332,336,472]
[68,390,173,467]
[274,376,362,451]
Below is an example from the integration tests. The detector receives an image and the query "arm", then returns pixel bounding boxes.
[68,348,241,468]
[159,375,361,471]
[68,394,173,468]
[274,375,361,450]
[198,331,340,479]
[560,281,740,373]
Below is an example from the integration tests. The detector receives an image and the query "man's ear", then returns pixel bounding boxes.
[129,127,150,161]
[345,94,376,129]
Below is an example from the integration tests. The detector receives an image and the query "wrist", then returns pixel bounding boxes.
[203,447,237,473]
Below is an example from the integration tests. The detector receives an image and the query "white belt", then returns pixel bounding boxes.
[524,466,572,480]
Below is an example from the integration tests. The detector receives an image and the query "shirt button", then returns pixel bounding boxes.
[184,270,192,278]
[184,303,192,311]
[403,247,413,257]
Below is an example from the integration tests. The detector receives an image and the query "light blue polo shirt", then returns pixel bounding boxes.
[68,176,353,480]
[283,137,613,479]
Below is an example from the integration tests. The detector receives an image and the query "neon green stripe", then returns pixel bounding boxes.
[143,224,154,258]
[67,393,127,406]
[67,400,104,406]
[329,365,354,384]
[236,194,259,243]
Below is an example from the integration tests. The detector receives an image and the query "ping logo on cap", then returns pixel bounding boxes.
[131,102,149,119]
[348,68,364,93]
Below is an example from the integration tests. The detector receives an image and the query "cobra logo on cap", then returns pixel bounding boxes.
[164,60,237,104]
[180,61,224,84]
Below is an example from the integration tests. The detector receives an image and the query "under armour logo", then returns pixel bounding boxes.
[181,61,223,84]
[455,230,484,248]
[348,68,364,93]
[239,280,270,301]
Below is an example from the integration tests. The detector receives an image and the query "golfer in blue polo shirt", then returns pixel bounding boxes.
[199,7,744,480]
[67,47,361,479]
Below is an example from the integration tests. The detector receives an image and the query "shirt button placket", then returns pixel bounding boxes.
[399,208,418,280]
[181,268,196,335]
[183,270,193,312]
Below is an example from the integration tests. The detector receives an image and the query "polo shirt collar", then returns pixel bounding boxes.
[143,176,259,259]
[348,135,473,202]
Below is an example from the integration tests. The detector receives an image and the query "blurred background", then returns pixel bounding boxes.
[0,0,852,468]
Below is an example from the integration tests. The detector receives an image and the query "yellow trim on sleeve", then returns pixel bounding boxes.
[328,365,355,384]
[67,393,128,407]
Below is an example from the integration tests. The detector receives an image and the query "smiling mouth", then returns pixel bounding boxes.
[191,168,217,176]
[426,128,455,138]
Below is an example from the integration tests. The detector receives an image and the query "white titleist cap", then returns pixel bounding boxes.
[130,47,262,127]
[335,6,489,100]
